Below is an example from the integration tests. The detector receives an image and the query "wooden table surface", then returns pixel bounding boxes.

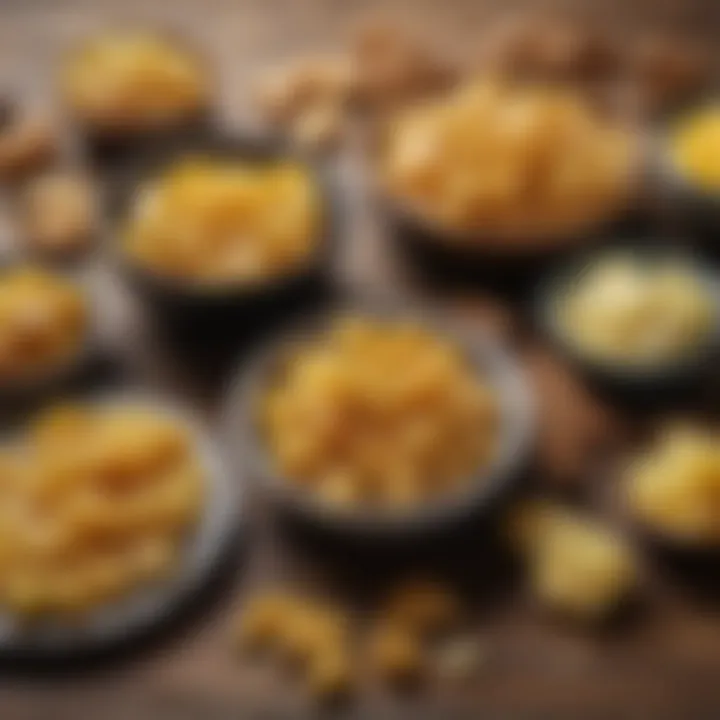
[0,1,719,718]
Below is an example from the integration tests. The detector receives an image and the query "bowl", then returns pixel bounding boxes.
[105,133,339,336]
[535,243,720,407]
[224,299,535,538]
[382,192,650,296]
[0,263,100,410]
[60,28,217,166]
[0,391,240,658]
[655,103,720,249]
[373,116,651,296]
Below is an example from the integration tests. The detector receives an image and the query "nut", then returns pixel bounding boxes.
[367,622,425,685]
[21,172,95,256]
[0,119,57,180]
[291,102,344,150]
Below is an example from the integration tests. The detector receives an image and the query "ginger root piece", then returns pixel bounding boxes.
[384,579,462,637]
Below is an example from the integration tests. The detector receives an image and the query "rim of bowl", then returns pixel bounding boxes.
[536,242,720,383]
[0,389,240,656]
[223,297,536,536]
[0,262,99,397]
[105,132,337,302]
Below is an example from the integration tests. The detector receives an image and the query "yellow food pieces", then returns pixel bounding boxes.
[0,403,203,617]
[235,592,352,701]
[0,268,87,381]
[262,317,498,509]
[383,579,461,636]
[62,31,208,132]
[556,255,714,365]
[507,501,637,620]
[627,425,720,543]
[671,105,720,191]
[383,80,635,240]
[367,622,426,684]
[124,158,320,284]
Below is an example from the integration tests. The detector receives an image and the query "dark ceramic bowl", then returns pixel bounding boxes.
[106,133,339,335]
[383,195,651,296]
[60,28,217,166]
[655,103,720,250]
[535,244,720,407]
[224,298,536,538]
[0,391,240,658]
[0,263,100,409]
[375,127,651,296]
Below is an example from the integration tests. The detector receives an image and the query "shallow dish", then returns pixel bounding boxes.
[0,391,239,658]
[225,299,535,538]
[106,133,338,334]
[535,244,720,406]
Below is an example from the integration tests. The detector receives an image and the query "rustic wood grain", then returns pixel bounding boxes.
[0,1,718,718]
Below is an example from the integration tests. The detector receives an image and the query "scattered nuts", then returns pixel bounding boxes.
[291,101,344,151]
[21,172,95,256]
[351,22,454,112]
[254,56,353,126]
[0,118,57,180]
[480,14,618,83]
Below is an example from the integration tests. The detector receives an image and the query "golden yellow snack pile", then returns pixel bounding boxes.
[671,105,720,191]
[124,158,320,284]
[383,81,635,241]
[556,255,714,365]
[0,268,87,381]
[0,403,203,616]
[62,31,208,132]
[261,317,498,509]
[627,425,720,543]
[507,501,637,620]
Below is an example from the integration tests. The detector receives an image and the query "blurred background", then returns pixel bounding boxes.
[0,1,718,719]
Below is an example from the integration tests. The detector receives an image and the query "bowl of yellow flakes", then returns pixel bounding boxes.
[0,393,238,657]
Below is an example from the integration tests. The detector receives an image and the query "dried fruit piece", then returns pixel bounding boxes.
[350,20,455,112]
[507,501,637,620]
[234,593,294,653]
[367,622,425,685]
[307,647,353,701]
[21,172,96,256]
[0,119,57,180]
[254,56,353,126]
[385,579,461,637]
[291,102,344,151]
